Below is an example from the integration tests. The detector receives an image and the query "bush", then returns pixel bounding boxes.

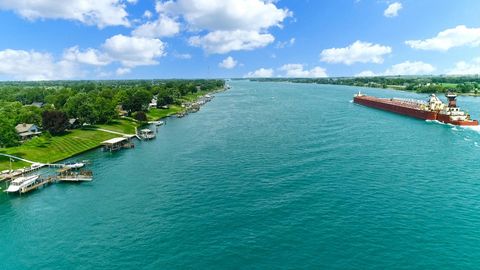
[132,111,147,122]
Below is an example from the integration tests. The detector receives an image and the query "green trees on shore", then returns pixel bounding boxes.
[250,76,480,94]
[0,79,225,147]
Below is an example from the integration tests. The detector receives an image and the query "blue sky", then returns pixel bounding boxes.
[0,0,479,80]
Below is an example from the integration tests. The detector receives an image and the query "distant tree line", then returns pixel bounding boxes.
[0,79,224,147]
[249,76,480,94]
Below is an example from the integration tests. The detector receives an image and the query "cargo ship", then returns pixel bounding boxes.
[353,91,478,126]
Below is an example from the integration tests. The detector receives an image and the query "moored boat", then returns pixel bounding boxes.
[353,91,478,126]
[6,175,40,193]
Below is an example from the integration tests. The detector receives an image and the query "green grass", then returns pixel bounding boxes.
[93,119,138,134]
[0,129,117,171]
[180,90,211,102]
[147,105,183,121]
[441,83,458,88]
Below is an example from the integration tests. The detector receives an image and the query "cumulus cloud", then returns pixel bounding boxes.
[0,49,77,80]
[355,61,435,77]
[63,46,111,66]
[132,15,180,38]
[447,58,480,75]
[156,0,291,31]
[279,64,327,77]
[244,68,274,78]
[320,41,392,65]
[102,34,166,67]
[384,2,402,17]
[218,56,237,69]
[276,38,295,49]
[0,0,130,28]
[116,67,131,75]
[405,25,480,51]
[157,0,291,54]
[189,30,274,54]
[384,61,435,75]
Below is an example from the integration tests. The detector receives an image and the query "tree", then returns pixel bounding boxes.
[132,111,147,122]
[0,116,18,147]
[42,110,69,135]
[122,89,152,113]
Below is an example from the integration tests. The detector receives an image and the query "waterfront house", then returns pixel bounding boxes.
[149,97,157,109]
[15,123,42,140]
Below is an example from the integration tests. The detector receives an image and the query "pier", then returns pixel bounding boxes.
[19,176,56,194]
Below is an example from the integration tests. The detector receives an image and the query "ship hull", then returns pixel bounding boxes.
[353,96,437,120]
[354,96,478,126]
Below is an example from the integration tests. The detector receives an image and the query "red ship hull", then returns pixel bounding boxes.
[354,95,478,126]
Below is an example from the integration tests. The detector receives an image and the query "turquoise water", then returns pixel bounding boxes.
[2,80,480,269]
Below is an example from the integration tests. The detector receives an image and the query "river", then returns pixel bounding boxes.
[2,80,480,269]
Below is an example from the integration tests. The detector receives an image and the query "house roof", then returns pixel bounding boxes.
[15,123,35,133]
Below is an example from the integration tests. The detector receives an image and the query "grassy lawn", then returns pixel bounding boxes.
[180,90,211,102]
[93,119,138,134]
[441,83,458,88]
[147,105,183,121]
[0,129,116,171]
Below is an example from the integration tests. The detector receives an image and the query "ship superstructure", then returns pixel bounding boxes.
[353,91,478,126]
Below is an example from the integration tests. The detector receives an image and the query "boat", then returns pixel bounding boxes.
[139,128,156,140]
[147,120,165,126]
[5,175,40,193]
[63,162,85,169]
[353,91,478,126]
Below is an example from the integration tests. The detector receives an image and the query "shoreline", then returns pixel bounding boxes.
[0,86,227,177]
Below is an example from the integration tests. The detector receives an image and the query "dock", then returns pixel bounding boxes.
[19,176,56,194]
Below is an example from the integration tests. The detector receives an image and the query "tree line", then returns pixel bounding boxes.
[0,79,224,147]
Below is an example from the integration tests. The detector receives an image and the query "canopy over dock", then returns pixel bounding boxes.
[102,137,133,151]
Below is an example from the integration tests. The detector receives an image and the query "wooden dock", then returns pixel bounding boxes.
[19,176,56,194]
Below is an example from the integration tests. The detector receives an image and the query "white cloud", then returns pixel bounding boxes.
[384,61,435,75]
[102,34,166,67]
[116,67,131,75]
[276,38,295,49]
[218,56,237,69]
[157,0,290,54]
[320,41,392,65]
[245,68,274,78]
[355,70,377,77]
[0,49,77,80]
[405,25,480,51]
[132,15,180,38]
[156,0,291,32]
[279,64,327,77]
[355,61,436,77]
[0,0,130,28]
[189,30,274,54]
[447,58,480,75]
[143,10,153,19]
[384,2,402,17]
[172,52,192,59]
[63,46,111,66]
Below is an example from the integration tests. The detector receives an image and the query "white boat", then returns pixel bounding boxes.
[139,129,156,140]
[63,162,85,169]
[148,120,165,126]
[6,175,40,193]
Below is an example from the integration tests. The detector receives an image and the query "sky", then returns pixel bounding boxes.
[0,0,479,80]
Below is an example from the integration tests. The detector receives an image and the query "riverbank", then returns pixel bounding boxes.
[0,87,226,172]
